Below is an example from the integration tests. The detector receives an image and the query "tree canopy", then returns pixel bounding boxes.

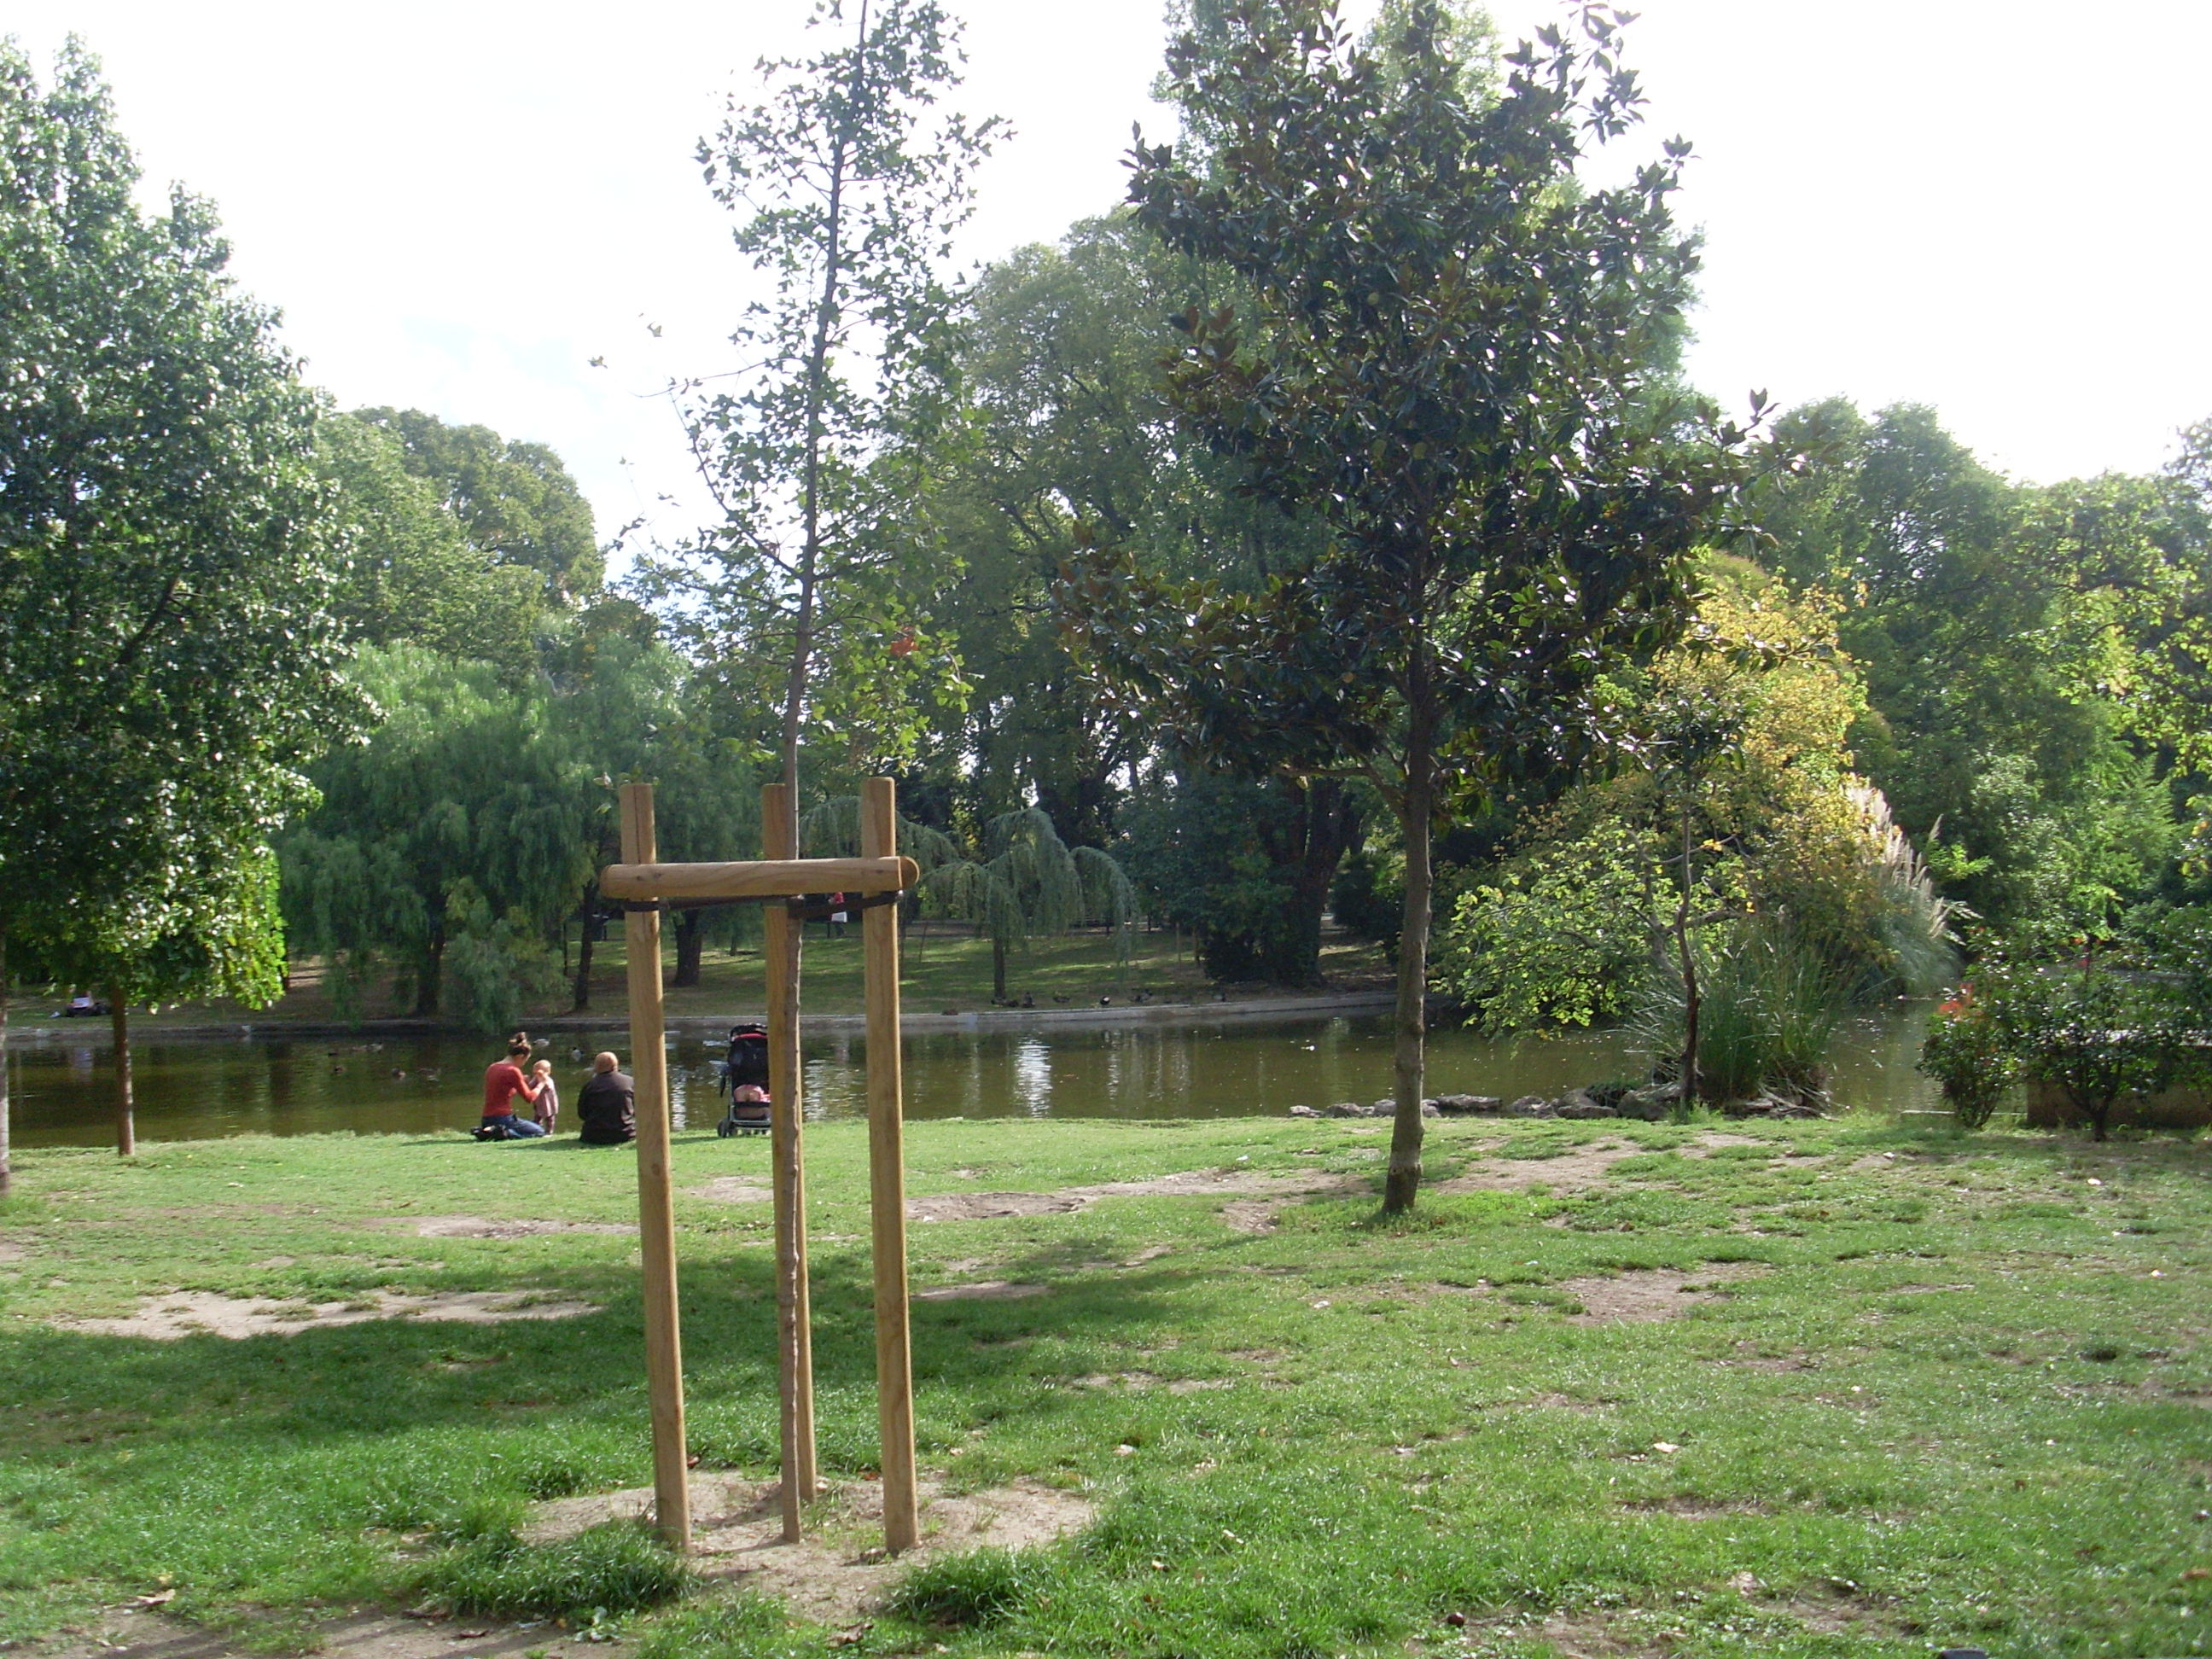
[0,40,363,1183]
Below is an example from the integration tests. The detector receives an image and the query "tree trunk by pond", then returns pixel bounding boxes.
[1383,731,1435,1216]
[572,885,597,1012]
[108,985,134,1158]
[1674,799,1701,1110]
[992,934,1008,1004]
[0,931,11,1198]
[414,929,445,1018]
[1266,777,1359,988]
[673,908,706,988]
[108,987,135,1159]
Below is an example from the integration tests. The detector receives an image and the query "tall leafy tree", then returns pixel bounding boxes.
[352,406,602,604]
[317,412,544,664]
[654,0,998,813]
[1068,1,1755,1209]
[0,42,358,1190]
[1758,401,2191,952]
[278,647,591,1027]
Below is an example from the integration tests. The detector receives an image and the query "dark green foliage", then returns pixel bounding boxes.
[1982,960,2194,1141]
[316,413,545,666]
[353,407,601,605]
[1328,845,1401,950]
[1918,989,2020,1129]
[412,1522,692,1620]
[1121,768,1359,984]
[1757,400,2202,952]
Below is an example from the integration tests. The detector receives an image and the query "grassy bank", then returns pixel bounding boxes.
[17,928,1392,1036]
[0,1115,2207,1656]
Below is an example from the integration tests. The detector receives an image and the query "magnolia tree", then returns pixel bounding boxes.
[1063,1,1770,1210]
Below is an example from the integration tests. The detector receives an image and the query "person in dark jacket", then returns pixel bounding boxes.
[576,1051,636,1144]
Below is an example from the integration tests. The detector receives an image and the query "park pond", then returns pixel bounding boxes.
[4,1004,1941,1147]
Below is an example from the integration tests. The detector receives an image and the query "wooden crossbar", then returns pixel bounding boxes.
[600,854,917,903]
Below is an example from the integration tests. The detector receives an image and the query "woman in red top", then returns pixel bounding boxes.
[478,1035,548,1138]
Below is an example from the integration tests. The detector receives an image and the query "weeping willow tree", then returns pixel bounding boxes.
[804,799,1135,1001]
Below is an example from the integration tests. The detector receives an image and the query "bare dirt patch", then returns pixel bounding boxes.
[1065,1370,1231,1394]
[32,1608,598,1659]
[0,1239,26,1264]
[909,1190,1088,1221]
[690,1177,772,1205]
[1440,1132,1772,1197]
[527,1475,1091,1625]
[1558,1260,1770,1324]
[1438,1144,1646,1196]
[912,1280,1048,1301]
[1725,1352,1816,1372]
[1617,1494,1770,1517]
[908,1167,1363,1232]
[385,1215,637,1240]
[1504,1391,1615,1412]
[1462,1610,1661,1657]
[57,1289,599,1340]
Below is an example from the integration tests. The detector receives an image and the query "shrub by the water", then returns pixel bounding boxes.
[1981,960,2187,1141]
[1918,987,2017,1127]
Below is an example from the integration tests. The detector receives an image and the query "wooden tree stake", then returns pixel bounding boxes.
[620,783,690,1551]
[860,777,918,1552]
[762,783,818,1540]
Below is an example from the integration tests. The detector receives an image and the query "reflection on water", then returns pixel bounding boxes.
[4,1005,1940,1148]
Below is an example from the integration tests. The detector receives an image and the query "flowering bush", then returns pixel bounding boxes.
[1918,987,2017,1128]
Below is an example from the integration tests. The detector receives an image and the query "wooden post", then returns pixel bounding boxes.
[860,777,918,1552]
[620,783,690,1551]
[761,783,818,1540]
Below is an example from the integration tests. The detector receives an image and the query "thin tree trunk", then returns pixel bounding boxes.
[415,930,445,1018]
[0,930,11,1199]
[1383,741,1435,1214]
[108,984,134,1158]
[992,934,1007,1004]
[1267,777,1356,987]
[573,894,597,1013]
[1675,800,1700,1109]
[673,908,706,988]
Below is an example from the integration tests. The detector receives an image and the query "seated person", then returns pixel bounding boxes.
[576,1051,637,1144]
[477,1038,548,1138]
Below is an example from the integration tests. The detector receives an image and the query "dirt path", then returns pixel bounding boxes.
[57,1289,599,1341]
[1437,1132,1767,1196]
[32,1609,613,1659]
[527,1475,1091,1626]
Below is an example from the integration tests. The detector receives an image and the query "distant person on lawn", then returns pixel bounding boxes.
[476,1036,547,1138]
[530,1057,560,1133]
[576,1051,637,1145]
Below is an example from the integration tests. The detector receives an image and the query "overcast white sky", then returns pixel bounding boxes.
[10,1,2209,550]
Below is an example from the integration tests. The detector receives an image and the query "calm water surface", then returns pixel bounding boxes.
[7,1008,1938,1148]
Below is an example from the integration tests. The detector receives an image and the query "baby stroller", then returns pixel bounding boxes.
[716,1023,772,1138]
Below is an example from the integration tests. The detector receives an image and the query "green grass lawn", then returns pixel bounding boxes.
[0,1114,2207,1656]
